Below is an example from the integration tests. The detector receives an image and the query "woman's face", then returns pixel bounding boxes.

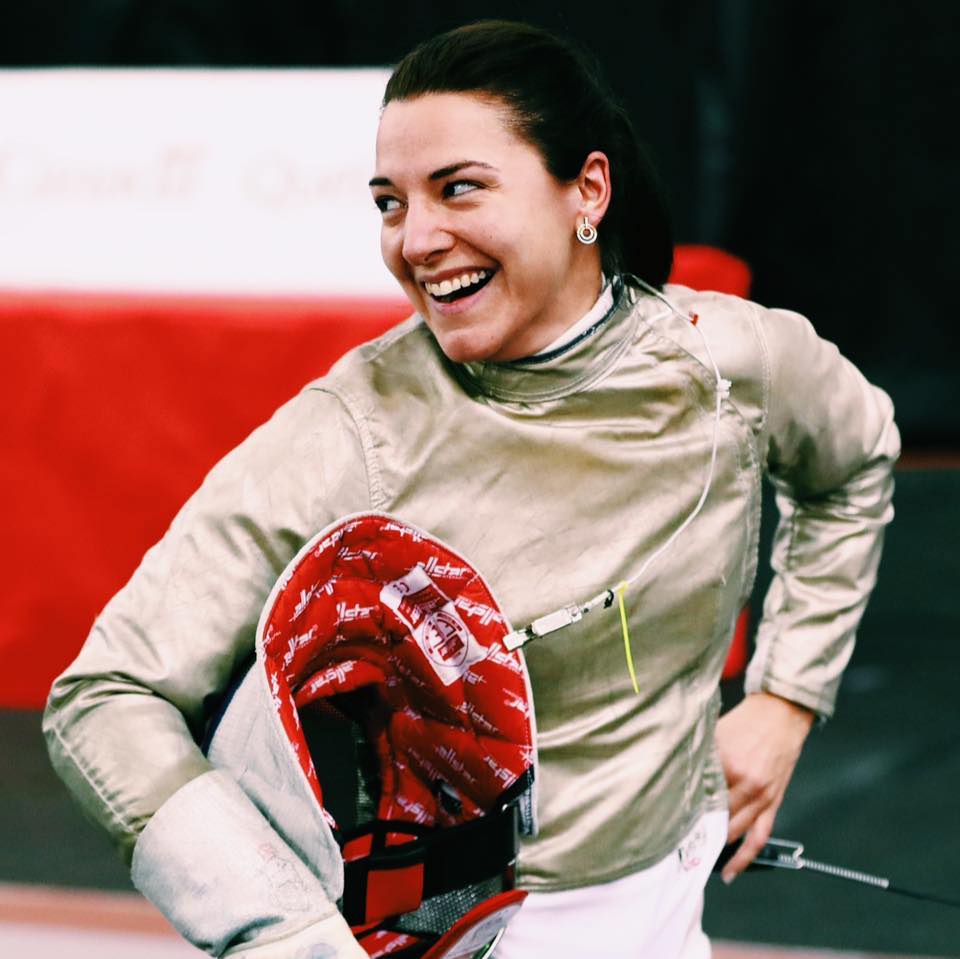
[371,93,604,363]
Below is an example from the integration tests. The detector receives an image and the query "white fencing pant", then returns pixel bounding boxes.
[494,810,727,959]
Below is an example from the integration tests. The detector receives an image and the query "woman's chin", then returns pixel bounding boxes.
[431,328,503,365]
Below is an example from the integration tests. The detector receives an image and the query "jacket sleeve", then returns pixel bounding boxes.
[744,306,900,719]
[43,385,371,957]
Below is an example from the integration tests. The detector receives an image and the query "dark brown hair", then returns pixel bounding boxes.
[384,20,673,286]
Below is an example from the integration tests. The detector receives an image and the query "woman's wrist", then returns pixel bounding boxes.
[752,690,816,734]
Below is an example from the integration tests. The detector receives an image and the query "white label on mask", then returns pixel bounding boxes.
[380,565,488,686]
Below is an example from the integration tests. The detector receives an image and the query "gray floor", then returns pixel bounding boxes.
[2,470,958,955]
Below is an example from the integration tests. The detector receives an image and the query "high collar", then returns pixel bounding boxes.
[449,276,646,403]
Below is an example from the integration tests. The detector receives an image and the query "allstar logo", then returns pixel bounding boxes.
[455,596,505,626]
[423,556,472,579]
[336,601,376,623]
[302,660,356,695]
[337,547,380,563]
[396,795,430,824]
[291,585,317,622]
[282,625,317,669]
[383,521,423,542]
[503,690,531,717]
[483,755,516,786]
[312,528,345,557]
[486,648,523,676]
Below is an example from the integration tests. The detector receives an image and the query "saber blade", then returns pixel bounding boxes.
[752,838,960,909]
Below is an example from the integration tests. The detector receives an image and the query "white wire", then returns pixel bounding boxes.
[621,281,729,588]
[509,281,731,642]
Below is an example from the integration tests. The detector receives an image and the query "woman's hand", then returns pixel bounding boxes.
[714,691,815,883]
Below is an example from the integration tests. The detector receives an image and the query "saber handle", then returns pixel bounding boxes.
[714,837,798,874]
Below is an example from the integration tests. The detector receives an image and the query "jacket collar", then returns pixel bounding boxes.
[450,276,646,403]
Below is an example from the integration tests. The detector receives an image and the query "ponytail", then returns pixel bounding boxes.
[385,20,674,287]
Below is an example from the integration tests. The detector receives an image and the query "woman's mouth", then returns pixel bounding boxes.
[423,268,496,304]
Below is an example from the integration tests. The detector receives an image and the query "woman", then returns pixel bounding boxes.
[44,20,898,959]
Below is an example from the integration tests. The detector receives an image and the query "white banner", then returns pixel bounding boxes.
[0,68,399,295]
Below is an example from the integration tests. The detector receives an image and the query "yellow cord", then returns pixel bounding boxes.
[616,582,640,695]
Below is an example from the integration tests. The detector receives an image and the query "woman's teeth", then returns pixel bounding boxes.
[425,269,491,300]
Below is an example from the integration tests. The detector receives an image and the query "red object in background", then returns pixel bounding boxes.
[671,245,753,298]
[0,246,752,709]
[722,609,750,680]
[0,293,409,708]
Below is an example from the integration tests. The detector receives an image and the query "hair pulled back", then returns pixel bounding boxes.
[384,20,673,286]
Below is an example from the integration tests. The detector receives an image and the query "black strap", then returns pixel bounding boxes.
[341,804,519,926]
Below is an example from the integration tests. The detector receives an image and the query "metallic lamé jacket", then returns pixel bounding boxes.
[44,278,898,952]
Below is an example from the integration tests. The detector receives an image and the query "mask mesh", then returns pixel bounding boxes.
[394,875,506,936]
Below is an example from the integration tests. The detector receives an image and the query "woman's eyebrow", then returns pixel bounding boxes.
[429,160,496,180]
[368,161,496,189]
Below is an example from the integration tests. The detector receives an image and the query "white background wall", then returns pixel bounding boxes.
[0,69,397,295]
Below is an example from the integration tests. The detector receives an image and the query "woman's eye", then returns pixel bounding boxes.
[374,196,402,214]
[445,180,481,198]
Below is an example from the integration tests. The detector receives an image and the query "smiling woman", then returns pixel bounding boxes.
[44,19,899,959]
[367,21,670,365]
[370,94,607,363]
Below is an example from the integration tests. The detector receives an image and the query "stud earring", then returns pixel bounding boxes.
[576,216,598,245]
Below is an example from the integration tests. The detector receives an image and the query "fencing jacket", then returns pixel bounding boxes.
[44,277,899,955]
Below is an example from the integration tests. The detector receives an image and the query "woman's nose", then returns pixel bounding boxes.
[401,204,454,265]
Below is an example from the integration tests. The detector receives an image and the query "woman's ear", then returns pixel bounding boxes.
[577,151,612,225]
